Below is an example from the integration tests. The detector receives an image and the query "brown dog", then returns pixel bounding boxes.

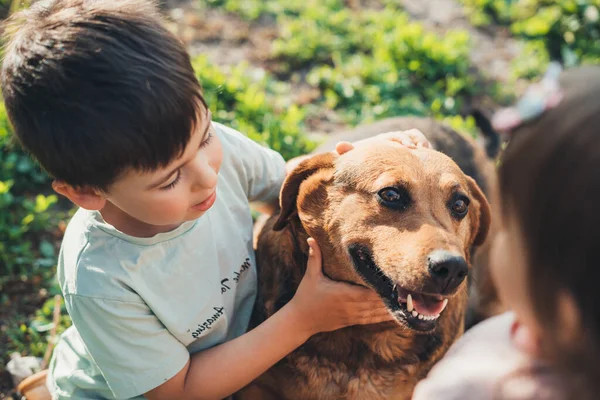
[317,116,504,327]
[239,141,492,399]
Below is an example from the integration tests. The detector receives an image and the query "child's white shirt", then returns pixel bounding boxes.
[47,122,286,399]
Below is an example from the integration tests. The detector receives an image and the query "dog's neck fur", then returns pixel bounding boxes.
[272,219,461,370]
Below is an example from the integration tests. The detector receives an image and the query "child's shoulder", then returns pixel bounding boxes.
[58,208,134,300]
[58,209,197,302]
[212,121,248,147]
[212,121,277,159]
[413,312,531,400]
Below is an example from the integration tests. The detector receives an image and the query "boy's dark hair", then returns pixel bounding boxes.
[1,0,207,189]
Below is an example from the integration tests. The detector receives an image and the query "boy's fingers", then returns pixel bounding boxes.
[404,128,430,147]
[358,308,392,318]
[332,284,379,302]
[382,129,430,148]
[401,139,417,148]
[364,313,396,324]
[347,312,395,327]
[334,141,354,155]
[306,238,323,277]
[343,285,382,302]
[357,305,392,317]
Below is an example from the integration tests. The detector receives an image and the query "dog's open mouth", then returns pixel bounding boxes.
[348,244,449,333]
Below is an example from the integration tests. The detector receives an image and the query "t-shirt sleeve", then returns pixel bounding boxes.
[64,294,189,399]
[215,123,286,204]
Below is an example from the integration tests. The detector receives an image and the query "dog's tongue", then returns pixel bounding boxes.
[411,293,446,316]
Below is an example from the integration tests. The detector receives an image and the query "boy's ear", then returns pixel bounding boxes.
[52,181,107,210]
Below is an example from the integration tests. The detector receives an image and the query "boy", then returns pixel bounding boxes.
[1,1,427,398]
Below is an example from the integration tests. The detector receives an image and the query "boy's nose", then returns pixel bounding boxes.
[190,157,218,190]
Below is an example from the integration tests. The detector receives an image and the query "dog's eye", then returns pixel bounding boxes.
[450,196,470,219]
[377,187,411,210]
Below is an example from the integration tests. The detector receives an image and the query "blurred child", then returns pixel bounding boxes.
[413,64,600,400]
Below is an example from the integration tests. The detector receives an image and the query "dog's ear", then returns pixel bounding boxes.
[467,176,492,247]
[273,152,337,231]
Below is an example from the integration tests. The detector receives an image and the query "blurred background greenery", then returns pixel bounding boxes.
[1,0,598,396]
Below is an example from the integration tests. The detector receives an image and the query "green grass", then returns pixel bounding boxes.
[461,0,600,79]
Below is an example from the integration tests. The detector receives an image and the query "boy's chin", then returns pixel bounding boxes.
[186,208,208,221]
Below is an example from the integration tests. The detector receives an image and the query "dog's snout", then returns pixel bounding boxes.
[427,251,468,294]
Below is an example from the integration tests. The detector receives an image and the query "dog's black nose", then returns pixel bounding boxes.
[427,251,468,294]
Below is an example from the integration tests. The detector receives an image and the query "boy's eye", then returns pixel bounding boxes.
[161,170,182,190]
[199,131,213,149]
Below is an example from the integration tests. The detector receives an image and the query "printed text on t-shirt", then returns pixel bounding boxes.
[191,257,252,339]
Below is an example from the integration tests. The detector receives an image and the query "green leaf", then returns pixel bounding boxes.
[0,180,13,194]
[39,240,56,259]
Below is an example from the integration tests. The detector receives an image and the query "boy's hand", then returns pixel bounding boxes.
[336,129,431,155]
[289,238,394,338]
[285,129,429,176]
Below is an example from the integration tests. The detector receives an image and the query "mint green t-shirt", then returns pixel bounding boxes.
[47,123,286,399]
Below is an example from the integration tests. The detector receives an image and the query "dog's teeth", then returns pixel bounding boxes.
[412,310,418,317]
[418,314,424,320]
[407,294,414,312]
[441,298,449,312]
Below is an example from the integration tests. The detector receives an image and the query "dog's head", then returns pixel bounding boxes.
[274,142,491,333]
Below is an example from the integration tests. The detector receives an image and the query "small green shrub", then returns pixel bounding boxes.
[0,101,70,373]
[0,103,63,282]
[271,3,366,71]
[462,0,600,78]
[303,10,476,124]
[204,0,343,21]
[206,1,480,125]
[194,55,317,159]
[5,296,72,360]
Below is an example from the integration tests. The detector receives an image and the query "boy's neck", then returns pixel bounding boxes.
[99,201,181,238]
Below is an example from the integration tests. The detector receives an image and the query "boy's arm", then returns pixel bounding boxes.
[146,239,392,400]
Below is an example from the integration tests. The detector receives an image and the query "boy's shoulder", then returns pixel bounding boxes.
[58,208,135,301]
[58,208,197,302]
[213,121,257,153]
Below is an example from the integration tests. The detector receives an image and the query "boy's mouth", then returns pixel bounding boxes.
[192,190,217,212]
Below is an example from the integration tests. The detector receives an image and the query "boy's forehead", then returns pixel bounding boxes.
[116,107,213,189]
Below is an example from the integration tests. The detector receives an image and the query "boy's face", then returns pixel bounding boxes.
[102,110,223,235]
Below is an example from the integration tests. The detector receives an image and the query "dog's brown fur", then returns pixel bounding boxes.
[317,116,505,327]
[239,141,492,400]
